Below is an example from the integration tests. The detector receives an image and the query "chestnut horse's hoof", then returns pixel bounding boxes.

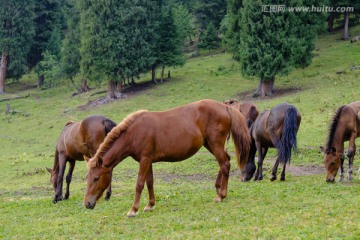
[127,209,139,217]
[144,204,156,212]
[213,196,222,203]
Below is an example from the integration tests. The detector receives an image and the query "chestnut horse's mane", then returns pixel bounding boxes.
[88,110,147,168]
[326,105,345,153]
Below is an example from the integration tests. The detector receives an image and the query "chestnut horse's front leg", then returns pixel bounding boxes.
[105,171,112,201]
[64,160,75,200]
[339,154,345,182]
[127,158,152,217]
[144,164,156,212]
[54,155,67,203]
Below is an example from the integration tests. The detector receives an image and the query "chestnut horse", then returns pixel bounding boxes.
[223,100,259,128]
[84,99,251,217]
[47,115,117,203]
[320,101,360,182]
[241,103,301,181]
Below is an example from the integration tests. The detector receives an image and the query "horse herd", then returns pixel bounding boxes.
[47,99,360,217]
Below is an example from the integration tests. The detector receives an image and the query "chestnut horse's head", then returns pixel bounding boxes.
[46,167,58,191]
[320,146,341,183]
[84,157,112,209]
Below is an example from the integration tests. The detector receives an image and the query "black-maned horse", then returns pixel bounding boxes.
[241,103,301,181]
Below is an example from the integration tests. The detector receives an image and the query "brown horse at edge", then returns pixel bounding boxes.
[84,99,251,217]
[47,115,117,203]
[321,101,360,182]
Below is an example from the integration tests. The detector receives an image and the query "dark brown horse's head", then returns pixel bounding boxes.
[84,157,111,209]
[46,167,58,191]
[240,161,256,181]
[320,146,341,182]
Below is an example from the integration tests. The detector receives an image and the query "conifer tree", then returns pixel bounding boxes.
[0,0,35,93]
[239,0,326,96]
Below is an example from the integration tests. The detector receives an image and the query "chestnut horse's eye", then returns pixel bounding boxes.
[94,176,100,182]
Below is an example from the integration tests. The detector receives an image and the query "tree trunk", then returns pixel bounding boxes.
[161,66,165,83]
[152,65,157,84]
[81,79,90,92]
[0,53,8,94]
[107,80,122,99]
[327,13,335,32]
[342,12,350,40]
[168,70,171,79]
[37,74,44,87]
[253,78,275,97]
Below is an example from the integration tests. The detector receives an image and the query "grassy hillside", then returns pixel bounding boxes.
[0,26,360,239]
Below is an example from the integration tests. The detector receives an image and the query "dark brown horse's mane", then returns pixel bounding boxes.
[88,110,147,168]
[326,105,345,152]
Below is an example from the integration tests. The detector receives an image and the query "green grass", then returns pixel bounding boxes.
[1,26,360,239]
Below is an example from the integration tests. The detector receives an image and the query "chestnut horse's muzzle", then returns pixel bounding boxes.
[85,201,96,209]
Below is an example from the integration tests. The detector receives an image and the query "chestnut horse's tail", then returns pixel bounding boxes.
[227,106,251,170]
[278,106,298,164]
[247,105,259,128]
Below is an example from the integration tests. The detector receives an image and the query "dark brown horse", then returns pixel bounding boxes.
[47,115,117,203]
[84,99,251,217]
[241,103,301,182]
[320,101,360,182]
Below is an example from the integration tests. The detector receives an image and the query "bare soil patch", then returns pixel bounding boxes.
[233,87,303,102]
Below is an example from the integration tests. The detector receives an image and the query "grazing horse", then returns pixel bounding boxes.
[223,100,259,128]
[47,115,117,203]
[320,101,360,182]
[241,103,301,181]
[84,99,251,217]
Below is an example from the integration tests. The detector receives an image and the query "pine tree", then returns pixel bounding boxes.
[0,0,35,93]
[78,0,160,99]
[27,0,62,68]
[239,0,326,96]
[198,22,220,50]
[156,8,185,82]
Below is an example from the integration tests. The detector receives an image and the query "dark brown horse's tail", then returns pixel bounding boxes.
[102,118,117,135]
[279,106,299,164]
[227,106,251,169]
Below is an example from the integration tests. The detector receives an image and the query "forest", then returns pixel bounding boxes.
[0,0,359,98]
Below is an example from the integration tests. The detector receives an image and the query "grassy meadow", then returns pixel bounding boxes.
[1,26,360,239]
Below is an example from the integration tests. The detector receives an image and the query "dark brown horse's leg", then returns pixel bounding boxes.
[105,171,112,200]
[347,133,357,180]
[128,159,152,217]
[144,164,156,212]
[64,160,75,200]
[54,155,67,203]
[270,157,280,181]
[254,142,264,181]
[280,161,287,181]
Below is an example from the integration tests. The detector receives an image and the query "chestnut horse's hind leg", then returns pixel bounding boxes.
[127,158,152,217]
[254,142,266,181]
[209,144,230,203]
[144,164,156,212]
[64,160,75,200]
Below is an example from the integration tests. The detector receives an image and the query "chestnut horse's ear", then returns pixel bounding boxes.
[46,167,52,173]
[97,157,103,167]
[319,146,325,153]
[330,147,336,154]
[84,155,90,162]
